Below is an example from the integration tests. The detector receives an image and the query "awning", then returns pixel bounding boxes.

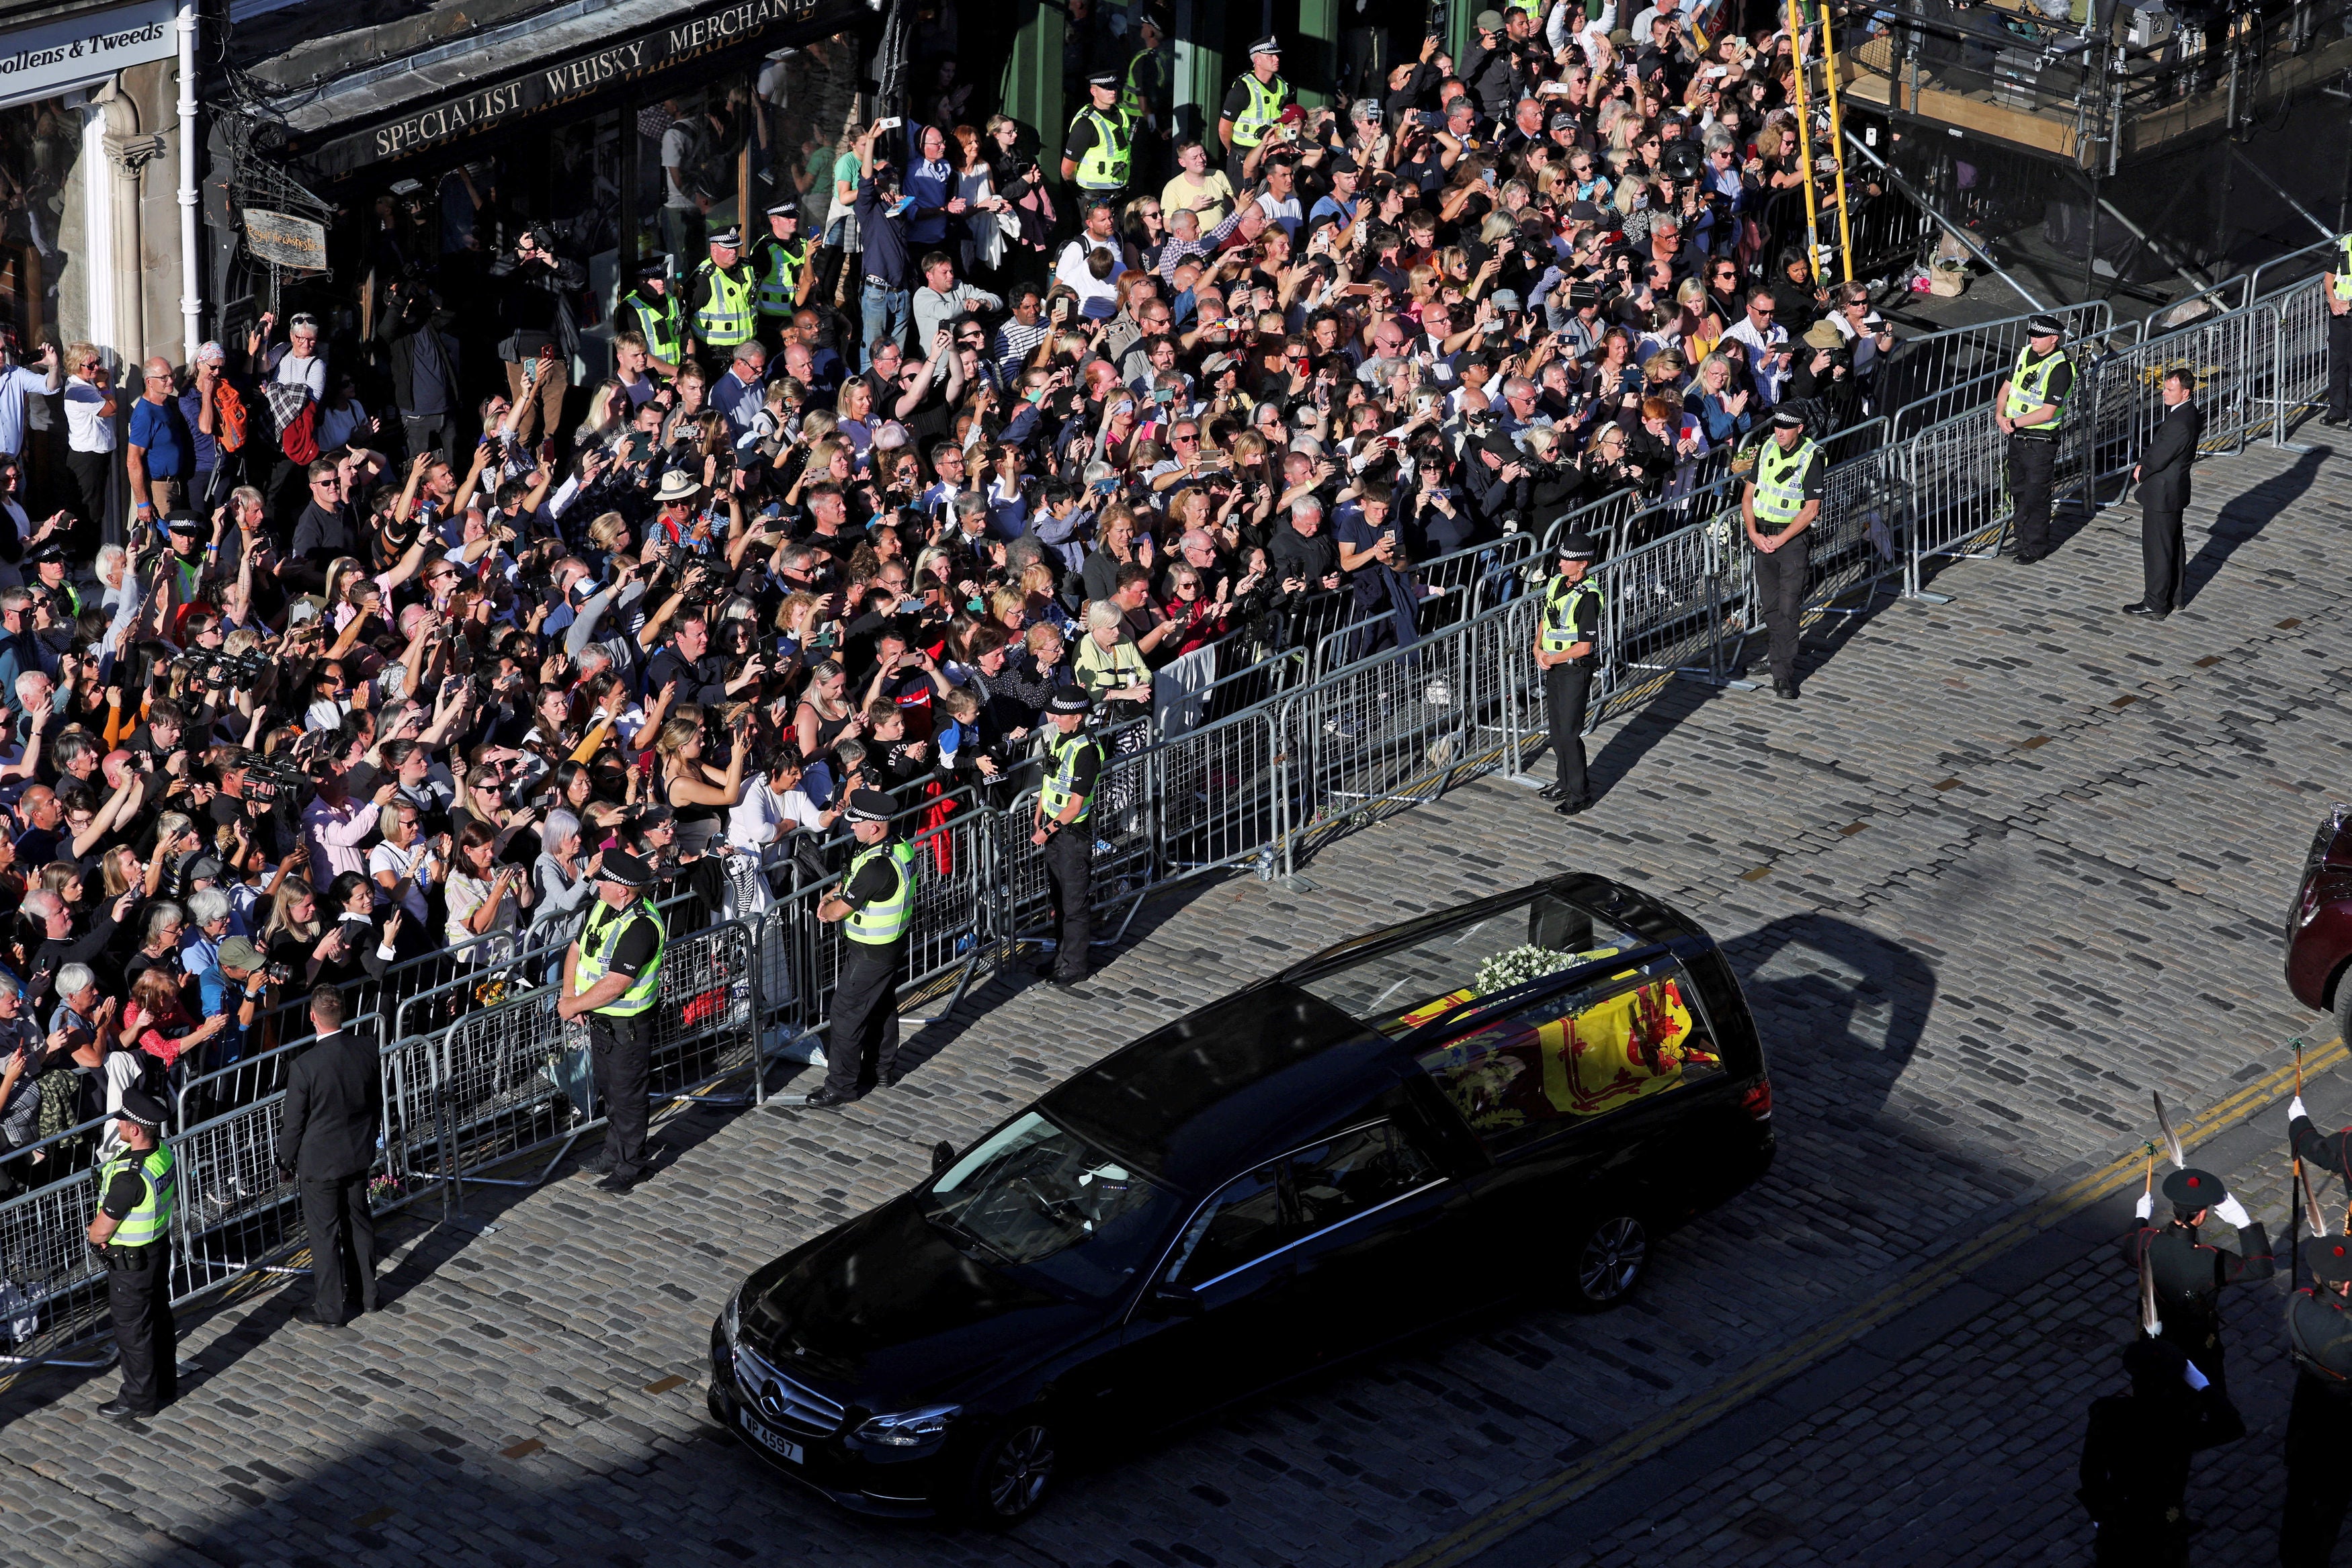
[278,0,870,181]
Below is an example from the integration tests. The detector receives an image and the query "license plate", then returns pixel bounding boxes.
[739,1410,804,1465]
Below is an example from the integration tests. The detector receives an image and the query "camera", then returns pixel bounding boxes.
[263,961,293,985]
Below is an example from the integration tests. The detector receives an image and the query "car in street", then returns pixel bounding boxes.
[2287,802,2352,1036]
[710,873,1775,1523]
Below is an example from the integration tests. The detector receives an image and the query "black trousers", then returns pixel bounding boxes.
[823,939,904,1096]
[589,1010,653,1182]
[1750,533,1810,688]
[1042,828,1093,979]
[108,1252,176,1412]
[65,448,110,540]
[1542,659,1593,803]
[2141,498,2185,611]
[2008,435,2058,556]
[300,1172,377,1323]
[2329,310,2352,420]
[2282,1372,2352,1567]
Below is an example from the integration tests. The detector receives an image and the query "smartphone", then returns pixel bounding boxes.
[874,116,904,132]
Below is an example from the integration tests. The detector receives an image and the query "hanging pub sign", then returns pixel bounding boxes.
[293,0,857,179]
[243,208,329,271]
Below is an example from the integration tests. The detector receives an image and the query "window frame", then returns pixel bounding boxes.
[1139,1119,1453,1304]
[1411,953,1729,1156]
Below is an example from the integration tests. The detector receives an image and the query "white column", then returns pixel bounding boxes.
[80,103,115,362]
[177,0,200,362]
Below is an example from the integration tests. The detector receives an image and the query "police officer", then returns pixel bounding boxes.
[1032,691,1101,987]
[2322,232,2352,426]
[1534,532,1603,816]
[2284,1234,2352,1565]
[1124,11,1175,191]
[749,201,810,353]
[1217,36,1295,187]
[86,1088,177,1421]
[1740,408,1822,699]
[556,848,666,1194]
[616,260,685,378]
[1064,71,1136,214]
[687,227,757,358]
[1994,313,2073,564]
[802,789,915,1108]
[2121,1166,2271,1411]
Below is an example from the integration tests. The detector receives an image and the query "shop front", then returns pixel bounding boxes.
[1,0,197,531]
[221,0,876,408]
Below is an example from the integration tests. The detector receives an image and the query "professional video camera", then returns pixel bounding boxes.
[241,751,317,838]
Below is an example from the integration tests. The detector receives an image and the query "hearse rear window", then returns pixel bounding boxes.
[1411,958,1724,1151]
[1296,890,1644,1038]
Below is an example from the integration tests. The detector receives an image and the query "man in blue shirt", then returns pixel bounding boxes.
[0,338,60,464]
[1306,157,1361,236]
[851,122,916,370]
[178,343,228,514]
[124,357,192,527]
[902,124,965,248]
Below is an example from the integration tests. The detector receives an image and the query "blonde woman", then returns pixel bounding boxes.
[657,713,747,855]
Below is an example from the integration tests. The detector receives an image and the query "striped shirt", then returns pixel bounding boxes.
[992,318,1051,383]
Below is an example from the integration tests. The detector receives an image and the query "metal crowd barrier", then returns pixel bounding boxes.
[4,269,2337,1378]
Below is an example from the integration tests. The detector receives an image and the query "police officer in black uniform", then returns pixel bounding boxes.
[1532,532,1602,816]
[86,1088,177,1421]
[2076,1336,2236,1568]
[2285,1234,2352,1565]
[2120,1164,2272,1414]
[1032,691,1101,987]
[1994,313,2074,564]
[801,789,916,1108]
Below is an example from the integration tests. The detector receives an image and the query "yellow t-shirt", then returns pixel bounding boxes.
[1162,169,1236,231]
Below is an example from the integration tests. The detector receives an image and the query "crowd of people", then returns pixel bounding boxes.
[0,0,1923,1194]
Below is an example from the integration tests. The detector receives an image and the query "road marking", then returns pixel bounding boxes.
[1387,1035,2349,1568]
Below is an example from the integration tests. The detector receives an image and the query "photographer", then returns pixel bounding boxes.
[487,225,587,451]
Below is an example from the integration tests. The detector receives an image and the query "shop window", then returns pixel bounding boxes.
[0,94,89,349]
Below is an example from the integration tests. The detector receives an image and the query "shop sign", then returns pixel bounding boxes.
[244,208,328,270]
[304,0,849,177]
[0,0,177,110]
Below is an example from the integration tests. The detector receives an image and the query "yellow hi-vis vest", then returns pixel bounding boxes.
[1073,105,1136,190]
[844,840,916,946]
[694,260,755,347]
[1753,436,1818,525]
[2001,346,2071,426]
[1539,574,1603,654]
[2335,233,2352,300]
[621,290,683,362]
[754,235,808,318]
[1039,732,1101,825]
[574,898,666,1016]
[99,1145,175,1249]
[1230,73,1292,148]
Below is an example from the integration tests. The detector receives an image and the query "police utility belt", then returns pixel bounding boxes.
[95,1239,164,1271]
[2009,423,2059,443]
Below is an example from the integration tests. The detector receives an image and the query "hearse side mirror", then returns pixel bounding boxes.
[931,1141,956,1173]
[1145,1282,1206,1318]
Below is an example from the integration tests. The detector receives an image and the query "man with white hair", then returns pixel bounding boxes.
[1269,496,1341,597]
[23,883,135,1005]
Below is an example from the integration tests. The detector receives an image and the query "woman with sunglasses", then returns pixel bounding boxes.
[1120,198,1172,274]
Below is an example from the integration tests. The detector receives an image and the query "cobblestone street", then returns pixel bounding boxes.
[2,436,2347,1568]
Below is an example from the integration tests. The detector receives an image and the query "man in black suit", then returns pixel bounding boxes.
[2125,367,2202,619]
[277,982,382,1326]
